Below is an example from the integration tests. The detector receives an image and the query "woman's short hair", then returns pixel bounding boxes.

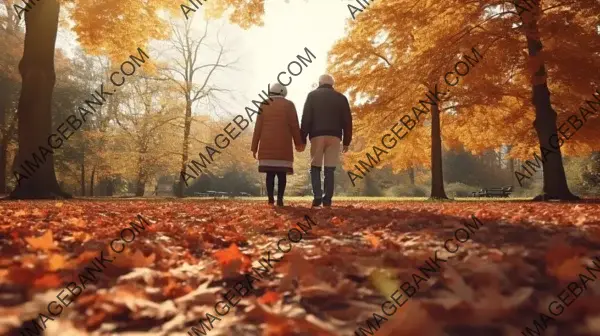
[269,82,287,97]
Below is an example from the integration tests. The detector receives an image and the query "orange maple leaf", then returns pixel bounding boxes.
[213,244,251,274]
[25,231,58,251]
[33,273,62,289]
[214,244,246,266]
[48,254,68,271]
[364,233,380,248]
[113,249,156,269]
[548,256,582,282]
[66,217,87,227]
[258,290,280,305]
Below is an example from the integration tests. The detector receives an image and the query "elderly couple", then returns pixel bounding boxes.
[251,74,353,207]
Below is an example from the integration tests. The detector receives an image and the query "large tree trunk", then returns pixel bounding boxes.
[9,0,70,199]
[516,1,578,201]
[178,98,193,198]
[430,103,448,199]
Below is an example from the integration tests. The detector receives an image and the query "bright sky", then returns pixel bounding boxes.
[189,0,354,121]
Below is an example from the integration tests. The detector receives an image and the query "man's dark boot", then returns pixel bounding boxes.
[323,166,335,206]
[310,165,322,207]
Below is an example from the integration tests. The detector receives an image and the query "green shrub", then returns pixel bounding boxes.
[510,178,542,198]
[444,182,477,198]
[384,184,428,197]
[361,177,384,196]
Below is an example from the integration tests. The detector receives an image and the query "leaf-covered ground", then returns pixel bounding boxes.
[1,199,600,336]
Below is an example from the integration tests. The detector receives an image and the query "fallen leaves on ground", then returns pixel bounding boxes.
[1,199,600,335]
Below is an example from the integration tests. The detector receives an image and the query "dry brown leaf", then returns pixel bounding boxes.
[443,266,475,302]
[548,256,583,282]
[364,233,380,248]
[112,249,156,269]
[66,217,87,227]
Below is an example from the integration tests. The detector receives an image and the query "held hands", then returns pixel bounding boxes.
[295,143,306,152]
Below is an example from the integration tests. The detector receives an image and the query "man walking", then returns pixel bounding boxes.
[301,74,352,207]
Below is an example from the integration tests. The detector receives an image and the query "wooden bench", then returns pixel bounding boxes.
[195,191,250,198]
[471,186,513,198]
[194,191,223,198]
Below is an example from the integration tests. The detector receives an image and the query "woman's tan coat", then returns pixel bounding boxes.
[251,96,302,162]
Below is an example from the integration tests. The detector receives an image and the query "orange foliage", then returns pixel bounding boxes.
[67,0,265,61]
[329,0,600,176]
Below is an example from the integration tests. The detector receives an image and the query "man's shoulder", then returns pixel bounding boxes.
[329,89,348,102]
[313,87,345,97]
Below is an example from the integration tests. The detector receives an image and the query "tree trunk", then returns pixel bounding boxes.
[178,99,193,198]
[497,150,502,168]
[106,179,114,197]
[407,167,415,185]
[0,145,5,194]
[516,1,578,201]
[135,181,146,197]
[0,81,8,194]
[0,110,17,195]
[90,166,96,197]
[430,103,448,199]
[507,145,514,183]
[135,157,145,197]
[80,161,85,196]
[9,0,70,199]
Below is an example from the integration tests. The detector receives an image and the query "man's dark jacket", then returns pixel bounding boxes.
[300,84,353,146]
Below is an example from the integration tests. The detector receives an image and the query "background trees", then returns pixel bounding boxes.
[0,0,597,199]
[8,0,266,199]
[157,20,236,197]
[0,0,21,194]
[329,0,600,200]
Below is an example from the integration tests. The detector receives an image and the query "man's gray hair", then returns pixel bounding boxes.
[318,74,335,86]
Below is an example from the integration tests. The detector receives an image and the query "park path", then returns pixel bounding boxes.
[1,199,600,335]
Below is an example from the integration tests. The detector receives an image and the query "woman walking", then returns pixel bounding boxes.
[251,83,304,206]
